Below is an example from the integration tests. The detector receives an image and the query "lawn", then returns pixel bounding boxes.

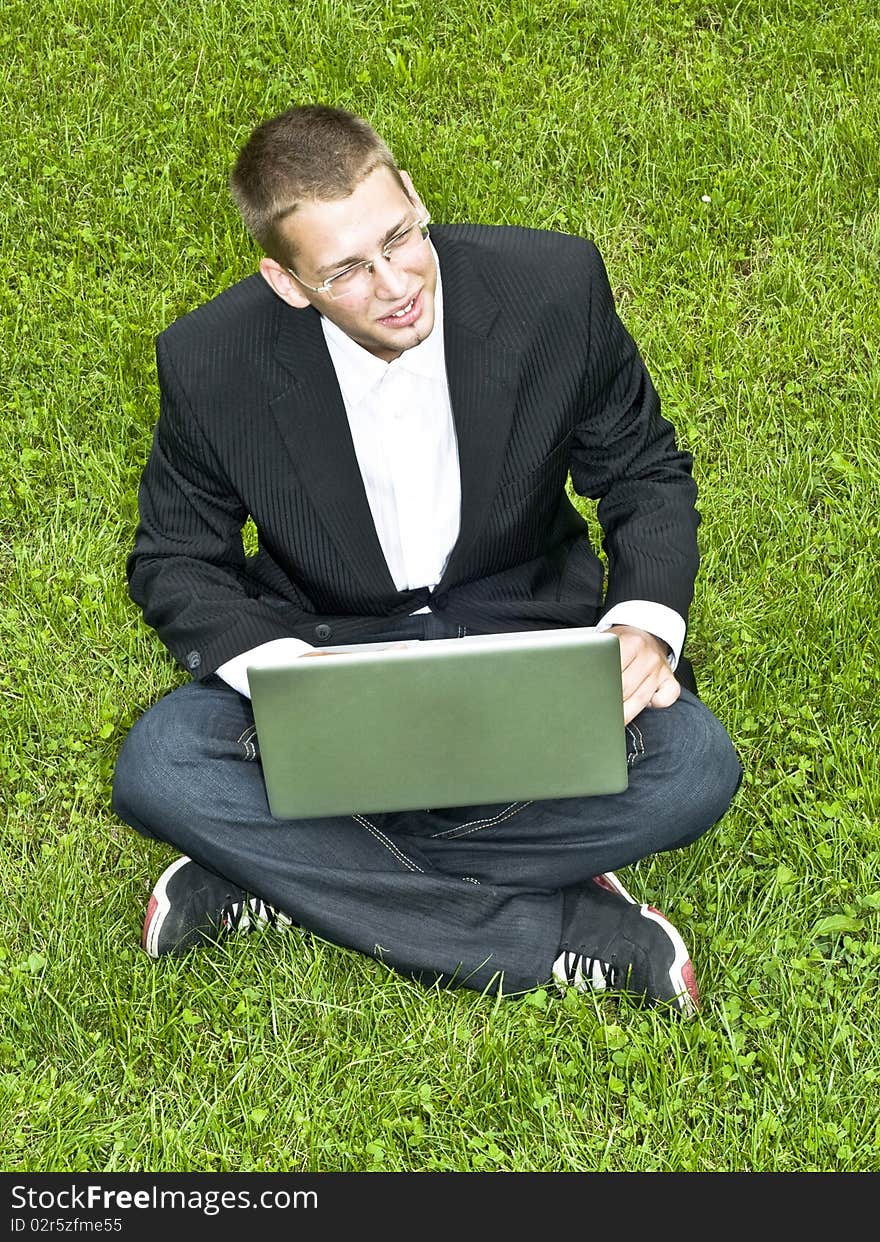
[2,0,878,1172]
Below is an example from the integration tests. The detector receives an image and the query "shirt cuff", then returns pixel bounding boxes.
[216,637,314,699]
[595,601,686,669]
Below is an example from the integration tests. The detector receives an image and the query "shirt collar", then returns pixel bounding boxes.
[321,244,445,409]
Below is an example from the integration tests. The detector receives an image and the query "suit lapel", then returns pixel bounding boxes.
[433,233,521,589]
[269,304,398,594]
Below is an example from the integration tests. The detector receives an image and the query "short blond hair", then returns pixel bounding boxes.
[229,104,404,263]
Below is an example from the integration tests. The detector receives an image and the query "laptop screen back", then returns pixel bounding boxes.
[247,627,627,819]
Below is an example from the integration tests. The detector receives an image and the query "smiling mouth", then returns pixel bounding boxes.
[378,291,421,327]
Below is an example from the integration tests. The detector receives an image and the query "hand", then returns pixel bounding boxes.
[608,624,681,725]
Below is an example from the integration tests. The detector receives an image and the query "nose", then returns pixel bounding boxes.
[371,257,409,300]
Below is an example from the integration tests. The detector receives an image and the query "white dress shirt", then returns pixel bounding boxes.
[217,250,683,697]
[319,254,460,594]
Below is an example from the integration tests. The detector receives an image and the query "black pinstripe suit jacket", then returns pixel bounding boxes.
[128,225,700,679]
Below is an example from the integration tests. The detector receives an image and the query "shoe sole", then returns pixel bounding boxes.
[142,855,192,958]
[640,905,699,1017]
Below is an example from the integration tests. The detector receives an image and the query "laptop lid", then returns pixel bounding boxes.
[247,627,627,819]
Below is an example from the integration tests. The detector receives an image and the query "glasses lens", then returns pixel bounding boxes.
[386,222,420,252]
[324,217,430,300]
[325,265,371,301]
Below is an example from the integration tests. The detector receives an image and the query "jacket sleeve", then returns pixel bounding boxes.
[126,337,302,678]
[568,243,701,627]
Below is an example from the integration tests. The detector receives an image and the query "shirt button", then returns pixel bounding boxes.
[314,624,332,641]
[185,650,202,670]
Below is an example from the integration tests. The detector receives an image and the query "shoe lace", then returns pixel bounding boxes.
[558,950,622,992]
[220,894,293,934]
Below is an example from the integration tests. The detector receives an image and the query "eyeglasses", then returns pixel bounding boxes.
[287,214,431,301]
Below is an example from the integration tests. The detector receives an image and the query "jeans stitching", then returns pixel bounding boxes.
[429,800,533,840]
[626,723,645,767]
[237,725,258,761]
[351,813,424,873]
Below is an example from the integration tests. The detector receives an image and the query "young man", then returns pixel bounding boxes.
[112,104,742,1016]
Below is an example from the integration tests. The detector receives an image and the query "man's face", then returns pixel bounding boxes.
[264,165,438,363]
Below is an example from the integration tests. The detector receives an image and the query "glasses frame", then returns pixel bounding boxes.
[286,214,431,300]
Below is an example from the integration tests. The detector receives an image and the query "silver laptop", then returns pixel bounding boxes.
[247,627,627,819]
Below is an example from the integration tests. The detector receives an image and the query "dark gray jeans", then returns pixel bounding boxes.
[112,614,743,994]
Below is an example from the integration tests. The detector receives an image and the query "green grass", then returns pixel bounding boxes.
[2,0,879,1172]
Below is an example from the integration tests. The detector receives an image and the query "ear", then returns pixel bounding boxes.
[398,170,427,217]
[259,257,312,309]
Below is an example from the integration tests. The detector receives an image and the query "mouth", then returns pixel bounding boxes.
[377,290,421,328]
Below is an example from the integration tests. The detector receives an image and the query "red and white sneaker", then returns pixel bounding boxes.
[142,856,294,958]
[555,877,699,1017]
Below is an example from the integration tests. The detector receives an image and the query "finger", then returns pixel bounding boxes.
[623,670,679,723]
[622,678,658,725]
[617,637,639,672]
[621,657,657,704]
[649,676,681,710]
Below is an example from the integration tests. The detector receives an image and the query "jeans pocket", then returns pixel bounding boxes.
[236,724,261,761]
[429,800,532,840]
[625,722,647,768]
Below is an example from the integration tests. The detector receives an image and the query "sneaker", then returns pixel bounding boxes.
[553,882,699,1017]
[142,855,294,958]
